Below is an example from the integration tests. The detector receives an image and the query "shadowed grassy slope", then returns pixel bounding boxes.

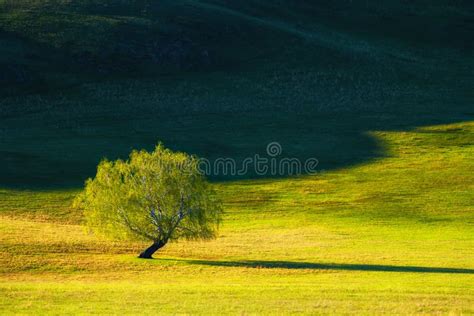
[0,121,473,314]
[1,1,473,187]
[0,2,473,314]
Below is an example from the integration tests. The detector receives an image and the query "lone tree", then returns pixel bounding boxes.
[74,144,222,259]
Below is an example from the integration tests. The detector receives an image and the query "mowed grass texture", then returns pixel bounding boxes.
[1,121,473,314]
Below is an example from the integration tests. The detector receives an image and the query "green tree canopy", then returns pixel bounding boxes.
[75,144,222,258]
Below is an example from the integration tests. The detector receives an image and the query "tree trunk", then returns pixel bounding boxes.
[138,241,165,259]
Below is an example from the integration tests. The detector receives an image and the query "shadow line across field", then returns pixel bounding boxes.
[177,259,474,274]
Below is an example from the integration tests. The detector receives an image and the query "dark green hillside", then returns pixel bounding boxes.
[0,1,473,187]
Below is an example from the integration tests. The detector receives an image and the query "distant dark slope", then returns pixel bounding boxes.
[0,1,473,187]
[1,0,473,95]
[203,0,474,50]
[0,0,291,95]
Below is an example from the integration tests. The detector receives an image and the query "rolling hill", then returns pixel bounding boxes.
[1,0,473,186]
[0,1,473,314]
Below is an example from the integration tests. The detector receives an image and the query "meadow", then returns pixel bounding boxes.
[1,1,473,314]
[1,121,473,314]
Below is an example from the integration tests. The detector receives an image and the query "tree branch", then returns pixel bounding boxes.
[118,208,157,241]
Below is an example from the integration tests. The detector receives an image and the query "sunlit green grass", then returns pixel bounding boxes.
[1,121,473,314]
[1,1,472,313]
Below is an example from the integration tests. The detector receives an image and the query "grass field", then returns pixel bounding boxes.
[1,121,473,314]
[1,1,473,314]
[1,1,473,187]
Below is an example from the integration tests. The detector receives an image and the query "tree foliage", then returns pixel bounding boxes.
[74,144,222,257]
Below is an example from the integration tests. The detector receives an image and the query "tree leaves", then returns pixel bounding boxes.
[74,144,223,244]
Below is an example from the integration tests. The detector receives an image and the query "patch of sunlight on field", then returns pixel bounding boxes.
[0,122,473,314]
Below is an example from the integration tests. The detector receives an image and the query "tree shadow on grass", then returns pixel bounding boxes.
[180,259,474,274]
